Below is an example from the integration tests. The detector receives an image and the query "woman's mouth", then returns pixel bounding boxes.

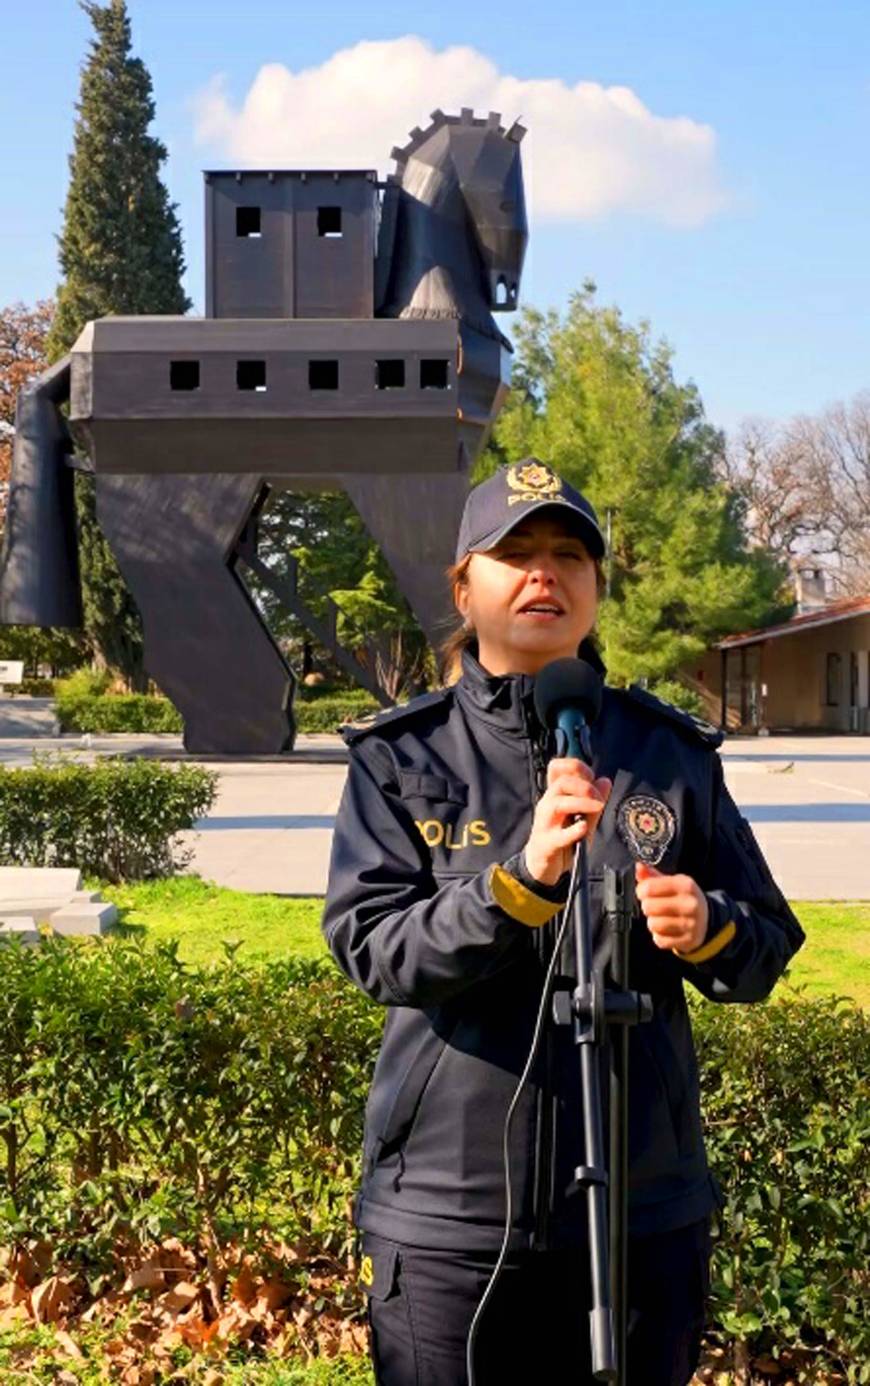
[517,601,564,621]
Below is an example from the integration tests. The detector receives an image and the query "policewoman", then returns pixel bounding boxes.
[322,461,804,1385]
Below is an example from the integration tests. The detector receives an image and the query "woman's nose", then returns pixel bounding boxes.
[526,553,557,582]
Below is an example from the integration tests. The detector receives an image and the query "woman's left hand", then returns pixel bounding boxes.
[635,862,710,955]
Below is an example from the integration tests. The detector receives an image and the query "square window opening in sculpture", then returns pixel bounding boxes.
[317,206,343,238]
[309,360,339,390]
[169,360,200,392]
[236,206,262,238]
[420,359,450,390]
[237,360,267,392]
[376,359,406,390]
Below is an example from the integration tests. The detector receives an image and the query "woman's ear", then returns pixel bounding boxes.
[455,581,471,622]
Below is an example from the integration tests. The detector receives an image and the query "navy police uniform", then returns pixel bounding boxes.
[322,642,804,1384]
[321,462,805,1384]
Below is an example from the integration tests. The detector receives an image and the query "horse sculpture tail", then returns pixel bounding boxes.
[0,356,82,628]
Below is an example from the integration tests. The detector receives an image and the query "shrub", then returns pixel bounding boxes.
[54,685,379,735]
[55,691,183,733]
[294,695,380,734]
[692,990,870,1377]
[295,684,375,704]
[0,943,381,1273]
[0,937,865,1376]
[13,678,56,697]
[0,757,217,880]
[55,667,113,699]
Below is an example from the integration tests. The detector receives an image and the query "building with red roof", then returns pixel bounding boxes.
[686,572,870,734]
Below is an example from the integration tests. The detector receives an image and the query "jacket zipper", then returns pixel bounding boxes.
[526,708,555,1252]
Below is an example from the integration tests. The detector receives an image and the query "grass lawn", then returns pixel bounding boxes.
[107,876,326,964]
[784,899,870,1007]
[104,877,870,1007]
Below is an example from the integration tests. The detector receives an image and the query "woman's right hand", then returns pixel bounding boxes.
[523,758,612,886]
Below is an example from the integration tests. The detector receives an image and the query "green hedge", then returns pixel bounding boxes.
[0,943,379,1274]
[55,690,380,735]
[297,694,379,733]
[0,759,217,880]
[0,935,865,1377]
[56,691,184,733]
[11,678,55,697]
[695,993,870,1376]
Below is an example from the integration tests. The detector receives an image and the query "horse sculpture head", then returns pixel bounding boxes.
[377,108,528,341]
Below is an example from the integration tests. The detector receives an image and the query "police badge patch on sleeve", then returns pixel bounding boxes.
[616,794,677,865]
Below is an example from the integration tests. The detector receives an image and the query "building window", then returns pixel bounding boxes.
[420,359,450,390]
[825,652,842,706]
[375,359,405,390]
[236,206,261,238]
[309,360,339,390]
[169,360,200,391]
[237,360,267,392]
[317,206,342,238]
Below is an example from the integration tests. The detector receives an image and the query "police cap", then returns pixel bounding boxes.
[456,460,606,564]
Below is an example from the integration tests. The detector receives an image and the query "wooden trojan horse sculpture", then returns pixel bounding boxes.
[0,109,528,753]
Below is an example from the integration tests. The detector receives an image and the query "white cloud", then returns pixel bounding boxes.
[192,36,726,228]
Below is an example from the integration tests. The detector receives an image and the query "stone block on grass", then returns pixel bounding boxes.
[0,867,82,898]
[0,891,104,925]
[0,917,41,945]
[49,901,118,937]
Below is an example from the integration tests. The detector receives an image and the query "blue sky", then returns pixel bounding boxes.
[3,0,869,434]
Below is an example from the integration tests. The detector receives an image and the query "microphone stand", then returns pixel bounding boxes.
[551,718,652,1384]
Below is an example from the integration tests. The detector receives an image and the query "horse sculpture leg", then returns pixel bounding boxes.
[343,470,470,647]
[95,473,293,754]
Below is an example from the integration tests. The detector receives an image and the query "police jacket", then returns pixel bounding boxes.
[322,643,805,1253]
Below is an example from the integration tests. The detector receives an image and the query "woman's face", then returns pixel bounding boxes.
[455,513,600,675]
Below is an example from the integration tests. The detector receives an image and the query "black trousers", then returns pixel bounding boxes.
[360,1215,711,1386]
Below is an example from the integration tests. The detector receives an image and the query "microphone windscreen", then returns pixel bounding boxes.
[534,657,603,729]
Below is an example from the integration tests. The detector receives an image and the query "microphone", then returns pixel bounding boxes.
[533,657,603,764]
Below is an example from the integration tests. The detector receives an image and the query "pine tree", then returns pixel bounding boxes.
[47,0,190,687]
[482,283,792,693]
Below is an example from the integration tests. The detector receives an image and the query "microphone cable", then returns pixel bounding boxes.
[465,842,583,1386]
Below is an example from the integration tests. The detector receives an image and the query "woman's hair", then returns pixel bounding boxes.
[438,550,607,686]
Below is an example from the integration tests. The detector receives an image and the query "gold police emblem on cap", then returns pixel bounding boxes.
[506,463,564,506]
[616,794,676,865]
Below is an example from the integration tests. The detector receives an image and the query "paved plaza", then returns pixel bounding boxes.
[1,722,868,899]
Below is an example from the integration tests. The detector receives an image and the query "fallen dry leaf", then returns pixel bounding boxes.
[260,1277,294,1311]
[753,1355,783,1376]
[10,1240,52,1288]
[176,1313,223,1349]
[55,1327,85,1360]
[0,1279,29,1308]
[0,1302,29,1328]
[161,1280,201,1314]
[231,1264,258,1306]
[122,1263,167,1294]
[32,1275,73,1324]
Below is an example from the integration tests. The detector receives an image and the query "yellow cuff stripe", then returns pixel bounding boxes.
[489,863,562,928]
[678,919,737,964]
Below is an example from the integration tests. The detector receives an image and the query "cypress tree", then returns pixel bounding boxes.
[47,0,190,687]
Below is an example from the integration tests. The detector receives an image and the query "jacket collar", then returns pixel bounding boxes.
[454,639,607,736]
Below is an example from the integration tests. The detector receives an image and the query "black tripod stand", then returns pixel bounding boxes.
[552,839,653,1383]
